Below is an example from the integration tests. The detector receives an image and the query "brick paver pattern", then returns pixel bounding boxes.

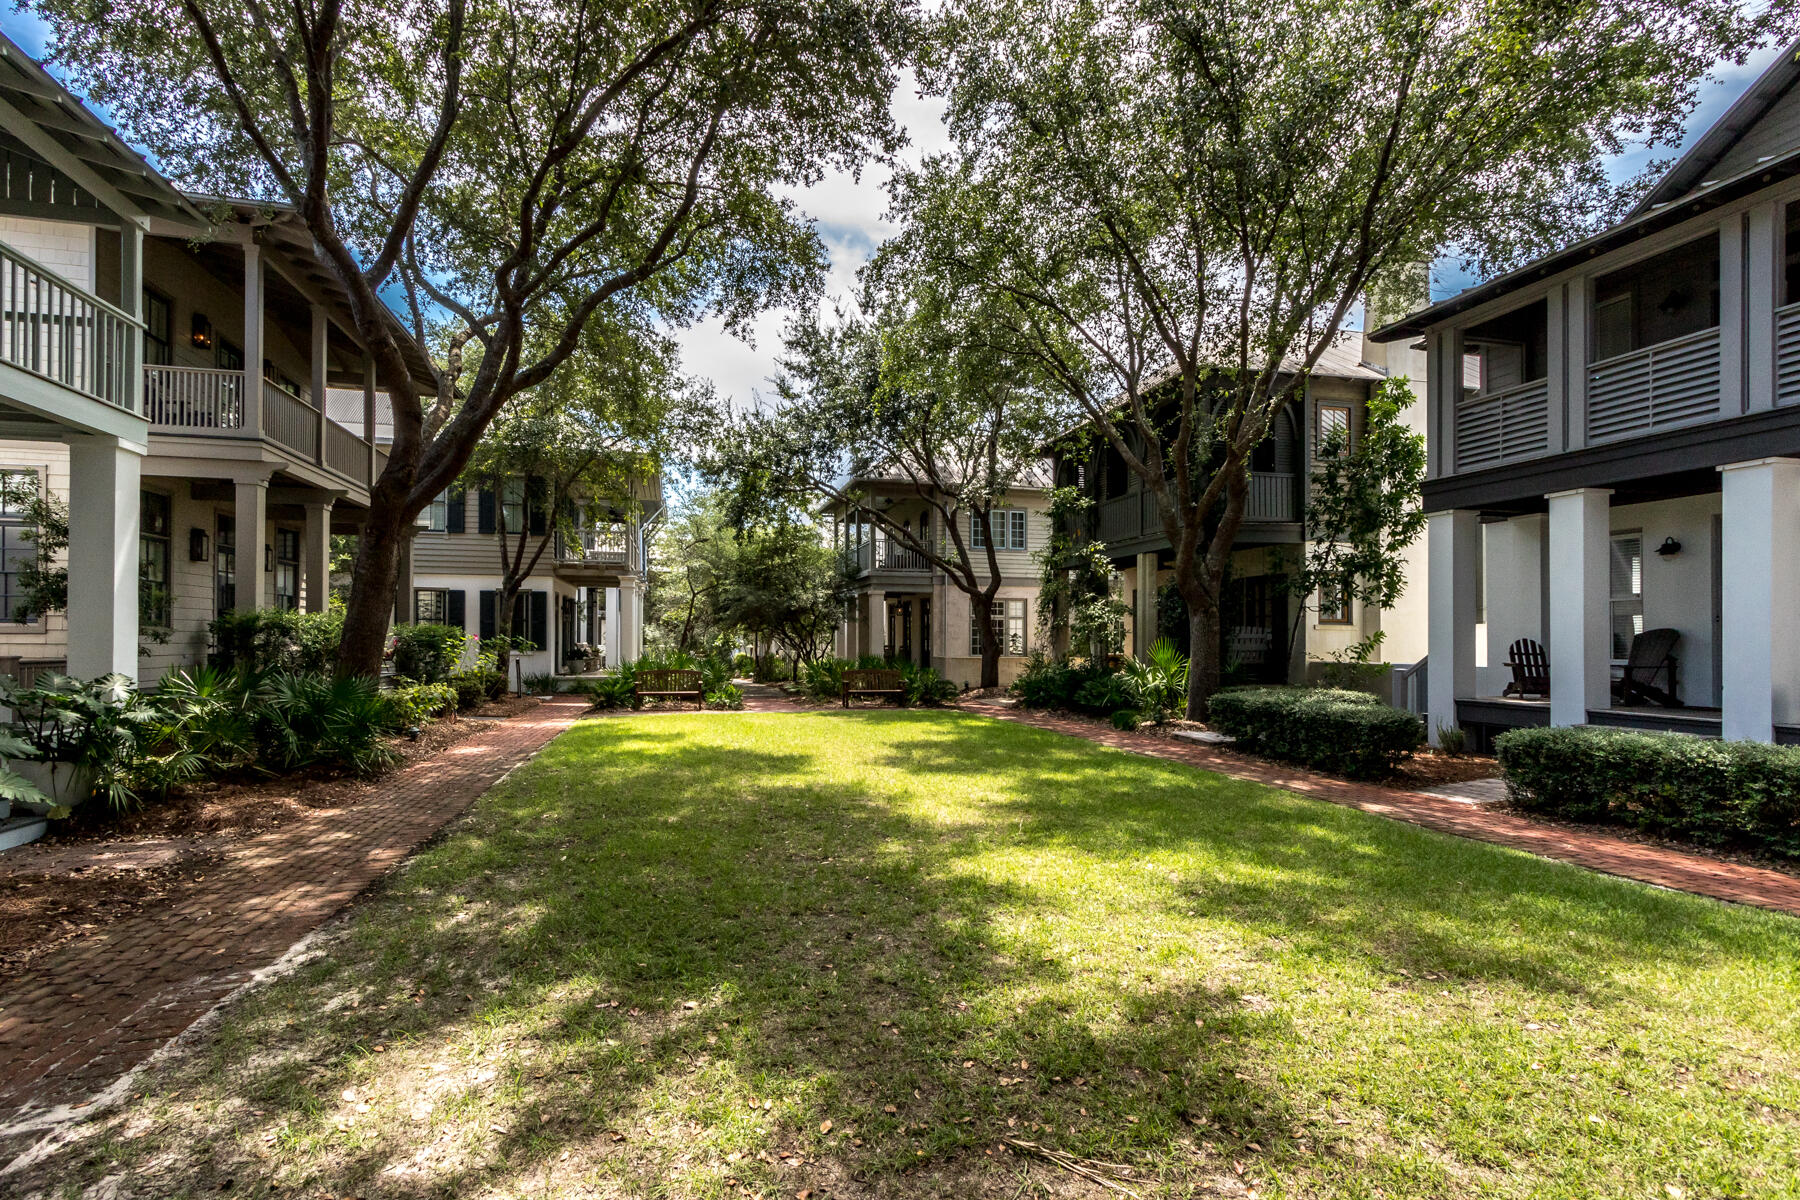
[962,700,1800,918]
[0,698,589,1133]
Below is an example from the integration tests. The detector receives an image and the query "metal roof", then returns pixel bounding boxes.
[0,33,202,226]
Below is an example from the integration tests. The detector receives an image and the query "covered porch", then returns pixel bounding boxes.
[1430,457,1800,746]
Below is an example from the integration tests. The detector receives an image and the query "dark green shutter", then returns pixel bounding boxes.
[446,486,465,533]
[527,476,548,536]
[447,589,465,630]
[477,488,495,534]
[531,590,548,651]
[478,590,496,640]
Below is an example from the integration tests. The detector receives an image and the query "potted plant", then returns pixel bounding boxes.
[0,673,149,814]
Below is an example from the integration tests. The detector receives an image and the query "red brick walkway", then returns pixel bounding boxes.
[0,698,589,1145]
[962,700,1800,918]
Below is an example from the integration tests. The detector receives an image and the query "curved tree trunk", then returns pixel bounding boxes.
[337,521,405,679]
[971,590,1001,689]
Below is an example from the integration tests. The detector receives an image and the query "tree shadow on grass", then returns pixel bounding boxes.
[23,711,1800,1199]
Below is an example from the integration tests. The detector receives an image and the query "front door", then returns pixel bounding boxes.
[920,597,932,668]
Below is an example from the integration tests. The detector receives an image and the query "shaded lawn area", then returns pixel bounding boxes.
[28,712,1800,1199]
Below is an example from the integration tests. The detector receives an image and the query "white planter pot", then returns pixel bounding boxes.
[11,759,96,815]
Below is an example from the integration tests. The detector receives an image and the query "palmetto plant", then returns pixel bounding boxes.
[258,672,399,777]
[1120,638,1190,725]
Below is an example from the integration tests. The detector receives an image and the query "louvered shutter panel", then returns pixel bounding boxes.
[531,590,549,651]
[479,591,496,640]
[446,486,465,533]
[447,590,466,630]
[477,488,496,534]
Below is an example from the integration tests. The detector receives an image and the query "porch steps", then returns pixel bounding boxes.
[0,813,47,852]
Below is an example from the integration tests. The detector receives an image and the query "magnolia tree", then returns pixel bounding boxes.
[32,0,911,675]
[712,271,1069,688]
[894,0,1788,715]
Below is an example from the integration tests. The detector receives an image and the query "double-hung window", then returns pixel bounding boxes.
[425,490,449,532]
[273,528,300,610]
[501,480,527,533]
[971,509,1028,552]
[142,289,172,366]
[0,470,38,623]
[1609,532,1644,659]
[1316,583,1353,625]
[415,588,449,624]
[140,491,172,629]
[215,514,237,614]
[970,599,1028,656]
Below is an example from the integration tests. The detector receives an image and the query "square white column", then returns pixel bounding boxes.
[618,576,643,664]
[233,477,269,611]
[1426,509,1479,744]
[860,591,885,658]
[1547,487,1613,727]
[1134,551,1159,659]
[65,436,142,679]
[302,500,333,613]
[603,586,621,666]
[1719,458,1800,741]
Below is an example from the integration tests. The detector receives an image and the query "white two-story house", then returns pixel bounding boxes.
[0,34,438,685]
[1372,40,1800,748]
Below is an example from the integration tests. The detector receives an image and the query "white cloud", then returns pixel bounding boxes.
[672,69,950,414]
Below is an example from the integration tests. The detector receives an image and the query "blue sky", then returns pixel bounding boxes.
[1,9,1782,410]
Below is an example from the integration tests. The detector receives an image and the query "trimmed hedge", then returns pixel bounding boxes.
[1208,686,1424,779]
[1496,726,1800,854]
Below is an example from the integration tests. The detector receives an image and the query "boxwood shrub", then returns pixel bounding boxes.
[1208,686,1424,779]
[1495,726,1800,854]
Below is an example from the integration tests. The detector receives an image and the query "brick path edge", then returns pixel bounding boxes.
[0,697,590,1152]
[959,700,1800,919]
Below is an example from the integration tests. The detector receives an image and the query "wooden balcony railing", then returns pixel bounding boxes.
[850,538,930,573]
[0,239,141,411]
[144,365,376,492]
[1586,327,1721,444]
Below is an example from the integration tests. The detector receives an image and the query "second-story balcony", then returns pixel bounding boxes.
[554,522,637,579]
[144,365,378,488]
[851,537,930,575]
[0,238,142,424]
[1088,471,1300,546]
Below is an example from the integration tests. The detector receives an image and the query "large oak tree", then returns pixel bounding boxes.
[32,0,911,674]
[894,0,1790,715]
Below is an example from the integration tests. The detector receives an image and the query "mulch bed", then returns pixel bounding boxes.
[0,696,542,977]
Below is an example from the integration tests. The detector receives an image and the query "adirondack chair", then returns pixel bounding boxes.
[1501,638,1550,699]
[1612,627,1682,708]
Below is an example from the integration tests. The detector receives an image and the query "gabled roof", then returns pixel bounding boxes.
[1629,43,1800,219]
[0,33,202,227]
[1372,41,1800,342]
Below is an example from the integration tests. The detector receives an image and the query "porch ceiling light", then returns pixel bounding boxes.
[190,312,214,350]
[1656,536,1682,557]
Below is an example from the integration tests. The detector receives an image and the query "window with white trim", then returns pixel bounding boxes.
[1315,403,1352,458]
[971,598,1028,656]
[416,588,449,624]
[971,509,1028,551]
[1609,531,1644,659]
[425,490,448,532]
[0,470,38,623]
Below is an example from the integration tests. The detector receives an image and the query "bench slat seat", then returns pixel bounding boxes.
[635,668,704,710]
[842,668,905,708]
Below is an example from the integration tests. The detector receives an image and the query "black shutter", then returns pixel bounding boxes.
[446,486,465,533]
[447,589,466,630]
[527,476,547,536]
[479,590,496,640]
[477,488,495,534]
[531,590,549,651]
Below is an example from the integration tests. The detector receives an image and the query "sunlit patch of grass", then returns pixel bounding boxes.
[18,710,1800,1199]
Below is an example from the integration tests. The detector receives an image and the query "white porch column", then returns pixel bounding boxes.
[362,357,379,482]
[603,587,621,666]
[1547,487,1613,727]
[1134,551,1159,660]
[302,499,333,613]
[65,436,142,679]
[1426,509,1479,744]
[242,245,265,437]
[121,223,144,413]
[310,304,329,465]
[618,575,644,664]
[860,591,885,658]
[234,477,269,611]
[391,530,415,624]
[1719,458,1800,741]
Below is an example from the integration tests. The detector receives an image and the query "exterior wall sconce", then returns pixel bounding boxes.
[189,528,211,562]
[265,544,274,572]
[190,312,214,350]
[1656,536,1682,557]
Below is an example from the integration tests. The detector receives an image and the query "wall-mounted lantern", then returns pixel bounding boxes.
[1656,536,1682,558]
[189,528,211,562]
[190,312,215,350]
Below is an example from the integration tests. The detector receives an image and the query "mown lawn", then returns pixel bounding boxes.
[28,712,1800,1198]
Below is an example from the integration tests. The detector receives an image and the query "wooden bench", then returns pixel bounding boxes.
[635,668,704,710]
[842,668,904,707]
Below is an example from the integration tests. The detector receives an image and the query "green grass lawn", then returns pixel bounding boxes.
[34,712,1800,1198]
